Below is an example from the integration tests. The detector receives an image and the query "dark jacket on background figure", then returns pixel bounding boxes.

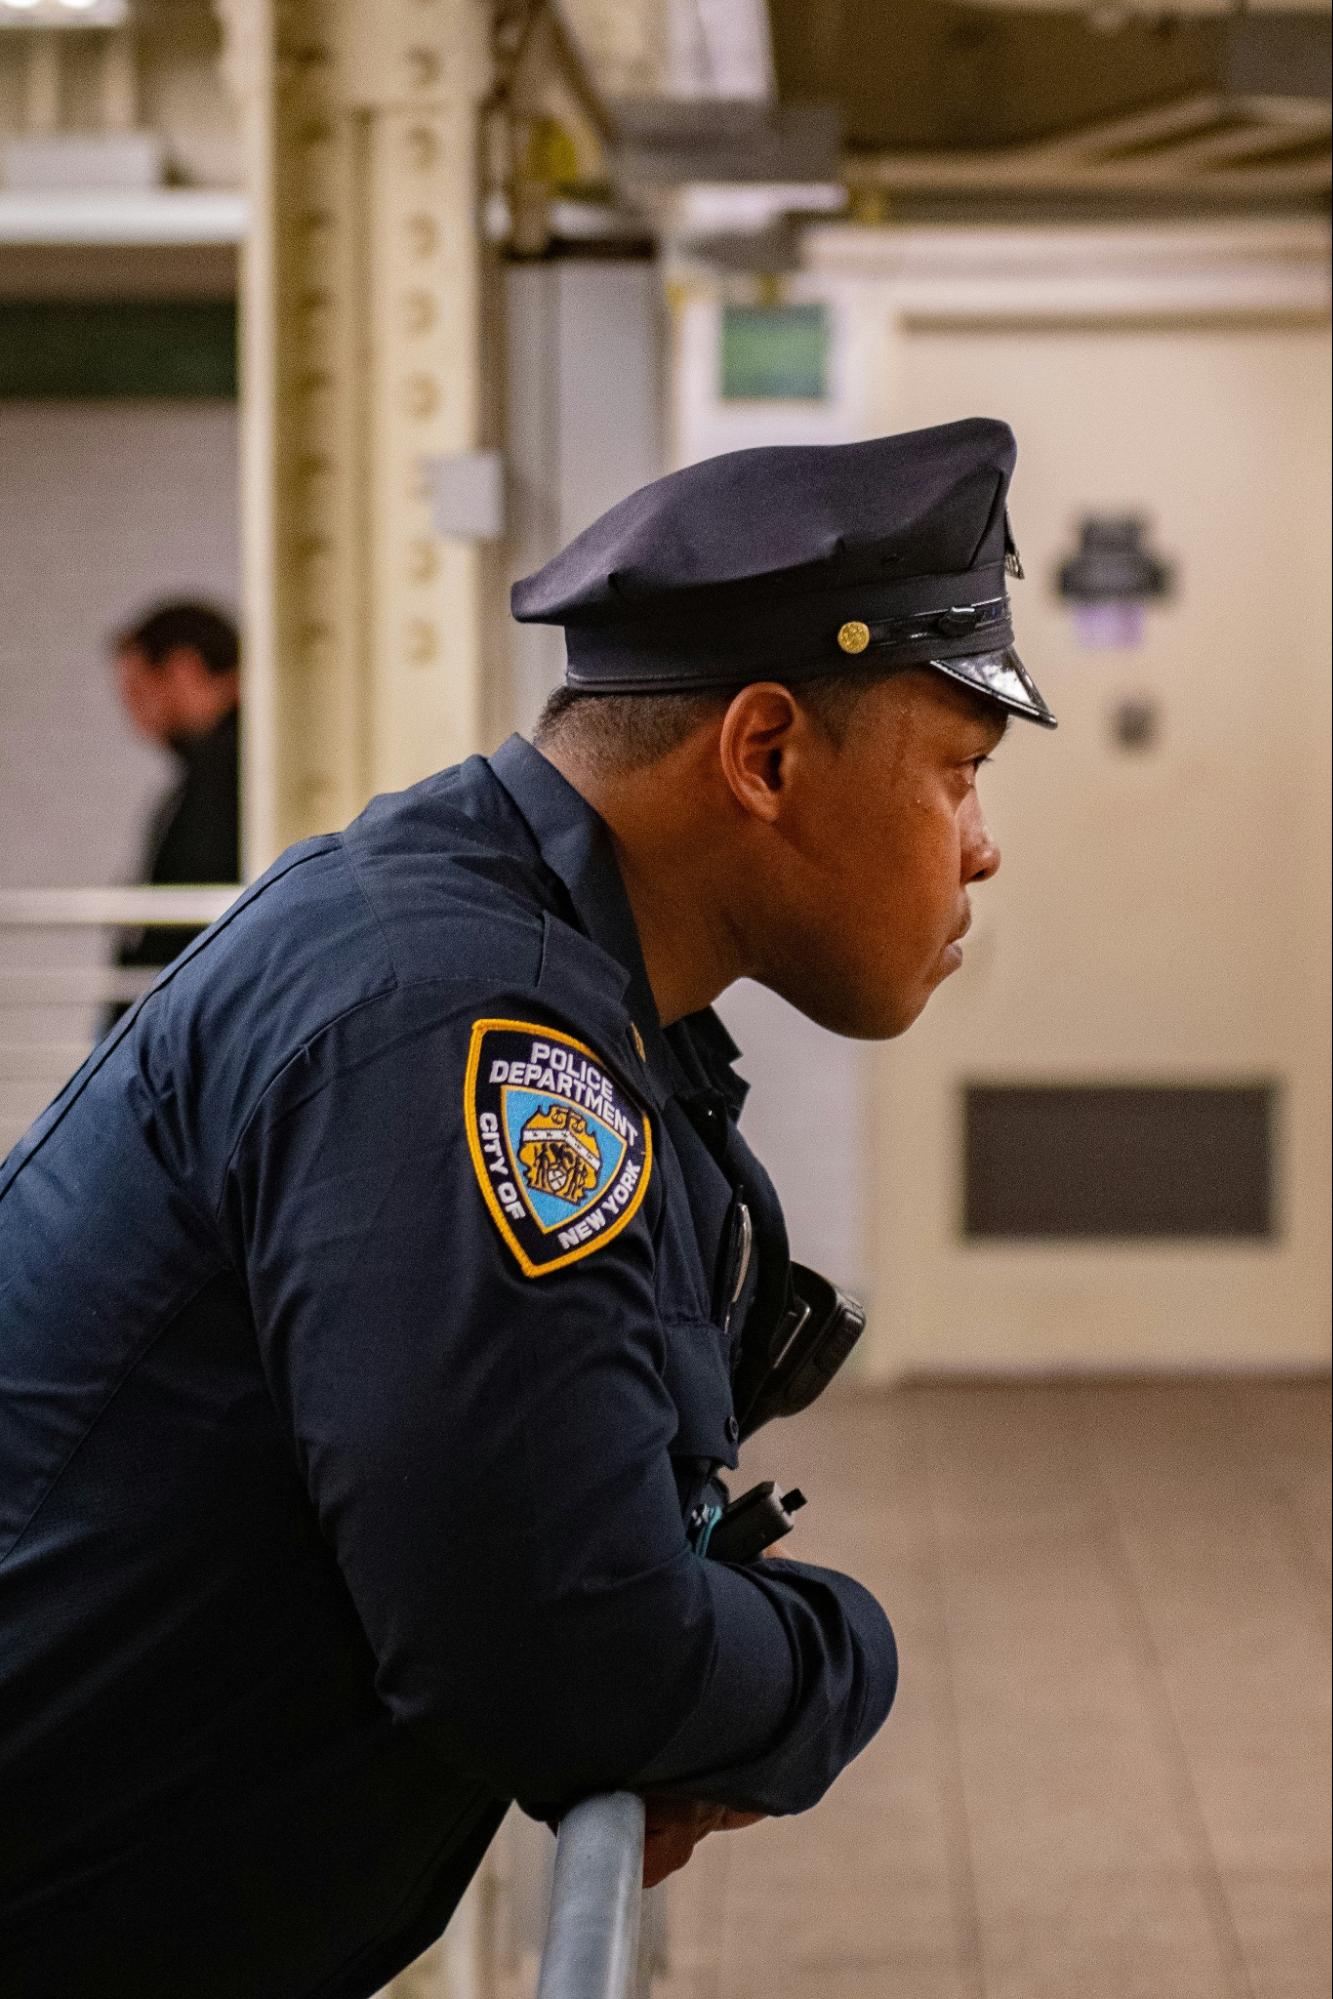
[105,704,240,1030]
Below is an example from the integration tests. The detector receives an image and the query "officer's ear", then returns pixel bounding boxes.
[717,682,818,826]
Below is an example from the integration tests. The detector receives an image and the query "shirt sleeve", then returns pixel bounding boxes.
[224,985,896,1817]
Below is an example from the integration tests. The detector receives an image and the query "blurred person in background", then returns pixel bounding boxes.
[104,601,241,1031]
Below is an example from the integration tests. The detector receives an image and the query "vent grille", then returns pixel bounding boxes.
[964,1083,1277,1240]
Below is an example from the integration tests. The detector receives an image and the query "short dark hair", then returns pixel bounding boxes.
[533,670,903,776]
[115,601,240,678]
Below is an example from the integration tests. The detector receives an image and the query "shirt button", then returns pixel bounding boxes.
[725,1416,739,1442]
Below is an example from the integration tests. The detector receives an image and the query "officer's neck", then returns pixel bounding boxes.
[541,747,746,1027]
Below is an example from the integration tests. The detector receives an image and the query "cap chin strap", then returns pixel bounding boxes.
[862,595,1011,659]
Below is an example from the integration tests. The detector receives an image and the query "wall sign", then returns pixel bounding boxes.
[0,301,237,400]
[1056,514,1173,649]
[720,304,829,402]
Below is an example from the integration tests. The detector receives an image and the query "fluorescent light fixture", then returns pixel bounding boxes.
[0,0,130,23]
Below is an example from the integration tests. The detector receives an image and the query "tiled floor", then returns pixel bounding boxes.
[650,1381,1332,1999]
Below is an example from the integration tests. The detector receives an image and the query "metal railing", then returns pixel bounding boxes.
[0,886,240,1151]
[536,1794,660,1999]
[0,888,240,931]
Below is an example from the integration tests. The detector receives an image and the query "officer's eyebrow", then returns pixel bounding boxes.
[965,700,1009,747]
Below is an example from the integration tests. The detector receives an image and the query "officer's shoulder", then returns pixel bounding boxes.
[345,762,640,1046]
[168,761,544,1017]
[143,766,640,1130]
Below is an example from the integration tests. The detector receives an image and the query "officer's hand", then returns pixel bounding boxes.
[642,1800,765,1887]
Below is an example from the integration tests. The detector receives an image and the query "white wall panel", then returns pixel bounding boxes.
[505,259,664,732]
[0,397,239,1130]
[0,399,239,892]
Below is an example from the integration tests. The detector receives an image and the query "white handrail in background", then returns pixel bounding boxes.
[0,886,243,1152]
[0,886,240,928]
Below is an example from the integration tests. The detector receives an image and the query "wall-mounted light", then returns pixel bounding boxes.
[0,0,129,26]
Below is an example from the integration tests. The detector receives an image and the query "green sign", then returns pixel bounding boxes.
[721,304,828,402]
[0,301,237,399]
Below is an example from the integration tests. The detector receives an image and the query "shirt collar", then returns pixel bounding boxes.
[488,735,749,1112]
[488,735,670,1092]
[671,1007,750,1115]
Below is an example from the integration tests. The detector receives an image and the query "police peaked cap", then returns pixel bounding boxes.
[511,416,1055,728]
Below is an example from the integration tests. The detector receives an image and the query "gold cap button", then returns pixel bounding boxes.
[837,619,871,655]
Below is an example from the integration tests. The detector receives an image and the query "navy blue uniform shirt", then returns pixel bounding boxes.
[0,738,896,1999]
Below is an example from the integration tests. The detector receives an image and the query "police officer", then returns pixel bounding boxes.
[0,417,1054,1999]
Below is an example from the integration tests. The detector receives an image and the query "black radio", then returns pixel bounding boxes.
[731,1262,867,1442]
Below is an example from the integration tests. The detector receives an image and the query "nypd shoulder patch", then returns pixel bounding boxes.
[464,1018,653,1278]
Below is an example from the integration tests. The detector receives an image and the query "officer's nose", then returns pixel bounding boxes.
[966,816,1001,885]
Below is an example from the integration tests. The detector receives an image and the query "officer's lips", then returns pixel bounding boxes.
[941,909,972,969]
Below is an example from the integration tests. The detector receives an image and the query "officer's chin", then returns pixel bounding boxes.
[853,963,957,1040]
[761,956,928,1041]
[794,978,927,1043]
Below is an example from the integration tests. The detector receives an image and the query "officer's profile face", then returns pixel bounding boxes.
[719,670,1006,1039]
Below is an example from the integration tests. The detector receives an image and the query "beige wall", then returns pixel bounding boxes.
[873,316,1331,1375]
[671,224,1331,1373]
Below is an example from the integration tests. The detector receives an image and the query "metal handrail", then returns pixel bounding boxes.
[536,1792,652,1999]
[0,968,156,1005]
[0,888,244,1150]
[0,887,239,928]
